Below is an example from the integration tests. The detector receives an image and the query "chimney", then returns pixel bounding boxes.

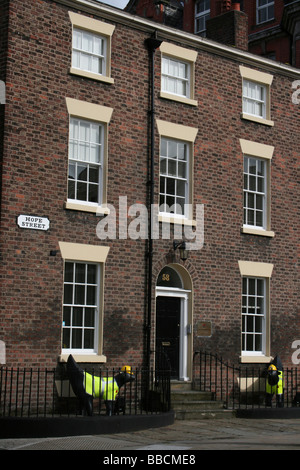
[206,2,248,52]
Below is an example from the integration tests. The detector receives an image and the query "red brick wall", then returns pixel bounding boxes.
[0,0,299,371]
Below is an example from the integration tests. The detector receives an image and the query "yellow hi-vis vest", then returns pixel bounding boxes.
[266,370,284,395]
[83,372,119,400]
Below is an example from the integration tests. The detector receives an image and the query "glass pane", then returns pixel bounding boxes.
[246,315,254,332]
[249,176,256,192]
[256,210,263,227]
[74,284,85,305]
[85,308,95,327]
[78,165,87,181]
[249,278,256,295]
[178,161,186,178]
[168,141,177,158]
[166,195,175,211]
[166,178,175,195]
[73,307,83,326]
[177,179,186,197]
[161,139,167,156]
[84,329,94,349]
[87,265,97,284]
[72,329,82,349]
[160,157,167,174]
[63,306,71,326]
[157,266,182,288]
[64,263,73,282]
[87,285,96,305]
[255,335,262,351]
[247,209,255,225]
[178,143,186,160]
[257,279,264,296]
[63,329,70,349]
[75,263,86,283]
[88,183,98,203]
[168,160,177,177]
[64,284,73,305]
[247,192,254,209]
[89,166,99,183]
[77,182,87,201]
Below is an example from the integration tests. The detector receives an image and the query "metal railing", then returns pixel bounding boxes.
[193,351,300,410]
[0,366,171,418]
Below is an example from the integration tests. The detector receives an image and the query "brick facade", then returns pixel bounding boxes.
[0,0,299,375]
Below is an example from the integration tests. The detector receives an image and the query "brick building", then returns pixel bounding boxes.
[126,0,300,68]
[0,0,299,380]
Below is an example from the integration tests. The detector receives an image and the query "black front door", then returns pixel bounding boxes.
[156,296,181,379]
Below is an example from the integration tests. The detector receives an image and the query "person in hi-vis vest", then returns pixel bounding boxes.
[265,356,284,408]
[67,355,135,416]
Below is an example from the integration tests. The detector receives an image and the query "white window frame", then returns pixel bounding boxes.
[156,120,198,225]
[160,43,198,106]
[68,118,104,207]
[62,261,100,355]
[59,242,110,363]
[239,66,274,126]
[238,261,273,364]
[72,27,107,77]
[257,0,274,25]
[69,11,115,84]
[65,98,113,215]
[240,139,274,237]
[195,0,210,36]
[161,56,190,100]
[242,80,267,120]
[159,137,189,218]
[242,276,266,356]
[243,156,267,230]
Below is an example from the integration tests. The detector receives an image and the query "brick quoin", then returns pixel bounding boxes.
[0,0,299,375]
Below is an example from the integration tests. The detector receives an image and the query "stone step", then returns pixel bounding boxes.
[171,390,215,402]
[175,409,236,420]
[170,382,230,420]
[172,399,223,411]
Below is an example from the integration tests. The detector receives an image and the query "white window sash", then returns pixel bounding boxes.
[242,277,266,355]
[62,262,100,354]
[72,28,106,76]
[243,156,267,230]
[159,138,189,218]
[68,118,103,206]
[161,57,190,99]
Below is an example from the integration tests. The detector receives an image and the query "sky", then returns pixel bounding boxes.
[98,0,129,9]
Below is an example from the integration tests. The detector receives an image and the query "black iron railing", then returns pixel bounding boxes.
[193,351,300,410]
[0,366,171,418]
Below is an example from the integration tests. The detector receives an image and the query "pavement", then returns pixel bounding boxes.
[1,416,300,451]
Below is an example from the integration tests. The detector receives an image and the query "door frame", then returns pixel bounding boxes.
[156,287,191,381]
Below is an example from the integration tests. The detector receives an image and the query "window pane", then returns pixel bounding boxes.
[72,329,82,349]
[64,284,73,305]
[73,307,83,326]
[75,263,86,283]
[64,263,74,282]
[63,306,71,326]
[84,329,94,349]
[85,308,95,327]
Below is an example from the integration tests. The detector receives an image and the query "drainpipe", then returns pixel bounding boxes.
[144,33,162,371]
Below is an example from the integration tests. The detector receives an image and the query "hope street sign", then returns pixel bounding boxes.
[17,214,50,231]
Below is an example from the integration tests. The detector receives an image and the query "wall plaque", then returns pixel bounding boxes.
[196,321,212,337]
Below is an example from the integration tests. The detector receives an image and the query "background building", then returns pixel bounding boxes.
[126,0,300,68]
[0,0,299,382]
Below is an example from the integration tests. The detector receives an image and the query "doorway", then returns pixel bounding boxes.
[155,265,192,381]
[156,296,181,379]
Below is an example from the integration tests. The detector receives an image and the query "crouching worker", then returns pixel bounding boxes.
[265,356,284,408]
[67,355,135,416]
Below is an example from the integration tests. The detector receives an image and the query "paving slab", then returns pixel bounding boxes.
[1,417,300,451]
